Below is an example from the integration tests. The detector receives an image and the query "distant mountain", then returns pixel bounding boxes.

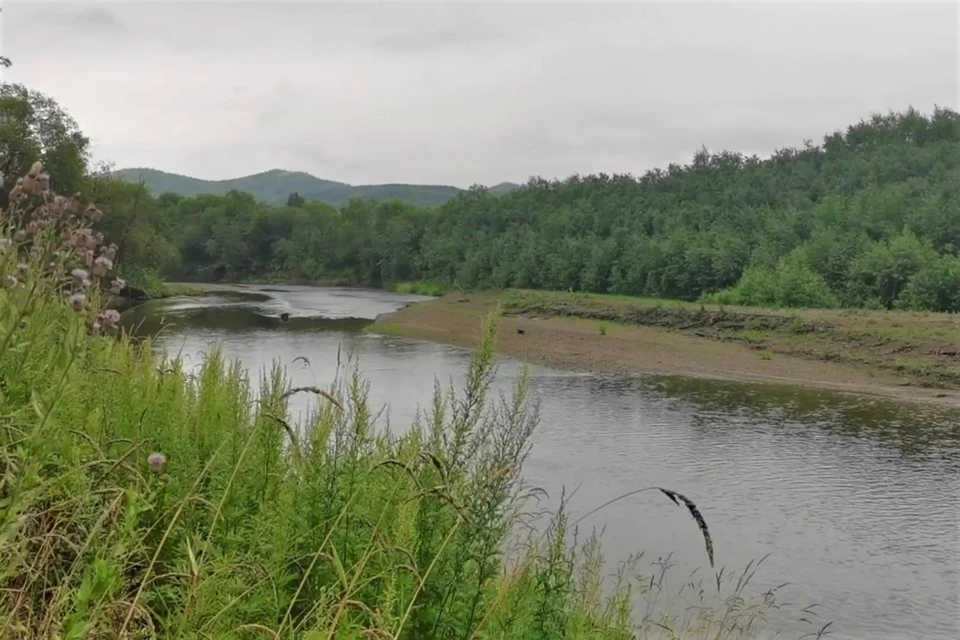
[112,168,520,208]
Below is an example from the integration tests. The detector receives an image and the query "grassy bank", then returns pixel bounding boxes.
[1,166,815,639]
[371,290,960,405]
[499,289,960,389]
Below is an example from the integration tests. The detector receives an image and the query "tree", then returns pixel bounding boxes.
[286,191,305,207]
[0,83,89,207]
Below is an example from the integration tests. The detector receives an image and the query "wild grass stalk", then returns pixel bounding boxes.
[0,164,819,638]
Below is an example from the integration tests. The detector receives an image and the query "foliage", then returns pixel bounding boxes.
[101,107,960,312]
[0,164,805,638]
[6,85,960,315]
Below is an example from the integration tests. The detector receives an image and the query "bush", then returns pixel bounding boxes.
[898,255,960,312]
[706,253,839,309]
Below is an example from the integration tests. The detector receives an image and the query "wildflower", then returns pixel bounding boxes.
[147,452,166,472]
[69,293,86,311]
[92,255,113,277]
[101,244,118,261]
[110,278,127,295]
[37,173,50,191]
[84,205,103,222]
[99,308,121,329]
[71,268,90,288]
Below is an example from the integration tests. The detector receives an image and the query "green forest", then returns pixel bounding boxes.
[3,80,960,311]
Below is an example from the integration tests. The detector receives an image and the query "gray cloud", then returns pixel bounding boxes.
[2,1,957,187]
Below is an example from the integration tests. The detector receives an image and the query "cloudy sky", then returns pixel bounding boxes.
[1,1,958,186]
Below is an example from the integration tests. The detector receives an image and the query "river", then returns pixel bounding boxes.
[123,284,960,640]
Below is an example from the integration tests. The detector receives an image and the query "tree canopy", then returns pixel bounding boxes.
[3,81,959,311]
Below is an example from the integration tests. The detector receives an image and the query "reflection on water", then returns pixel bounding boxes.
[127,285,960,640]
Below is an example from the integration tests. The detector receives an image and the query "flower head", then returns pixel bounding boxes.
[69,293,86,311]
[99,308,121,329]
[71,268,90,288]
[109,278,127,295]
[147,452,166,472]
[92,255,113,277]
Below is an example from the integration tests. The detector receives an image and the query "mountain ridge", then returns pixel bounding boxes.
[112,167,520,207]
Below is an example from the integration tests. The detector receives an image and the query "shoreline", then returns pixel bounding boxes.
[370,292,960,409]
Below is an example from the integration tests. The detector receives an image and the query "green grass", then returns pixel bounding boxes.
[598,322,609,336]
[0,166,821,638]
[392,281,450,296]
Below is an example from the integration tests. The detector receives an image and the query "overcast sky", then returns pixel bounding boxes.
[1,1,958,186]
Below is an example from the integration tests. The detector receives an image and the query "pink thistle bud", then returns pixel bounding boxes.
[69,293,86,311]
[110,278,127,295]
[147,452,166,472]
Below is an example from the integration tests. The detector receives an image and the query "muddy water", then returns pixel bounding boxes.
[123,285,960,640]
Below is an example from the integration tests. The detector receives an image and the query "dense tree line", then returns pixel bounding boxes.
[3,79,960,310]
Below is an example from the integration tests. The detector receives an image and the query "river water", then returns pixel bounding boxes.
[124,285,960,640]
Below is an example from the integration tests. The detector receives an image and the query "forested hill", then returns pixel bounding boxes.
[3,81,959,312]
[110,108,960,311]
[112,167,520,207]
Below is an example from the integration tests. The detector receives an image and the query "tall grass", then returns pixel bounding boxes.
[0,164,817,638]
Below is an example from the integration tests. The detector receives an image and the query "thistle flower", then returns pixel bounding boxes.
[69,293,86,311]
[71,268,90,288]
[99,308,121,329]
[101,244,118,261]
[110,278,127,295]
[37,173,50,191]
[84,205,103,222]
[92,255,113,277]
[147,452,166,472]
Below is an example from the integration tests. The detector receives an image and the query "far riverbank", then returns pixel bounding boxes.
[370,290,960,408]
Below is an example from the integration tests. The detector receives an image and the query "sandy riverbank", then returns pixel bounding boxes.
[371,292,960,408]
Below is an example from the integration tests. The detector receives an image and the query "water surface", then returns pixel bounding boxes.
[124,285,960,640]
